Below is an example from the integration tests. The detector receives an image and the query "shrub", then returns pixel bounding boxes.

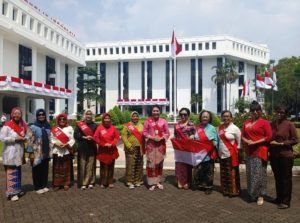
[108,110,119,126]
[123,110,131,123]
[113,106,125,124]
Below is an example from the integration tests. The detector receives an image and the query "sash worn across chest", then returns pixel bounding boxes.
[51,127,69,144]
[147,117,163,137]
[197,126,217,160]
[6,120,26,137]
[219,124,239,167]
[77,121,94,137]
[125,122,144,152]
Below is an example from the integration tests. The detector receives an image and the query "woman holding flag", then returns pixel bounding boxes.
[171,108,196,189]
[143,105,170,191]
[0,107,27,201]
[74,109,98,190]
[217,110,241,197]
[51,113,75,191]
[121,111,144,189]
[242,101,272,205]
[193,110,218,194]
[94,113,120,188]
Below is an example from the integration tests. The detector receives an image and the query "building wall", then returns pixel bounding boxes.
[106,62,119,111]
[3,39,18,75]
[128,61,141,99]
[177,58,191,111]
[152,60,165,99]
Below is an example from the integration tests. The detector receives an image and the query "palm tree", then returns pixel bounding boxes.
[211,60,239,110]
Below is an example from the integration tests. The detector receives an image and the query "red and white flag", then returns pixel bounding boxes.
[171,30,182,58]
[247,79,251,96]
[272,66,278,91]
[241,79,251,97]
[264,71,274,88]
[256,74,271,89]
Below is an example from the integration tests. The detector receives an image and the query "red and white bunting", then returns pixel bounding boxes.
[22,79,33,89]
[0,75,8,86]
[256,74,271,89]
[10,77,21,88]
[34,82,43,91]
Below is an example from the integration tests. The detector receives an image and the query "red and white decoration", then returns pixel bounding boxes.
[241,79,251,97]
[0,75,72,98]
[117,98,169,106]
[264,71,274,88]
[272,66,278,91]
[171,31,182,58]
[256,74,271,89]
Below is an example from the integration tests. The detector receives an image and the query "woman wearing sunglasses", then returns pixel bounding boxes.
[27,109,51,194]
[269,107,298,209]
[173,107,196,189]
[242,101,272,206]
[51,113,75,191]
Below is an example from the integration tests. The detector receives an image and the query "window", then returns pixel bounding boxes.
[147,61,152,98]
[116,48,119,54]
[198,43,202,50]
[50,31,54,42]
[238,75,244,86]
[140,46,144,53]
[123,62,129,99]
[238,61,244,73]
[104,48,107,55]
[12,7,17,21]
[165,60,170,110]
[205,42,209,50]
[110,48,113,54]
[192,43,196,51]
[159,45,163,52]
[134,46,138,53]
[86,49,90,56]
[21,13,26,26]
[212,42,216,49]
[185,43,189,51]
[37,23,41,35]
[128,47,131,54]
[29,18,34,30]
[92,48,95,55]
[153,45,156,53]
[232,42,235,50]
[146,46,150,53]
[44,27,48,38]
[2,2,8,16]
[19,45,32,80]
[141,61,145,99]
[122,47,125,54]
[165,45,169,52]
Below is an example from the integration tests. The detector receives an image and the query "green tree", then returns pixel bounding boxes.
[77,67,105,111]
[211,60,239,110]
[234,98,250,113]
[112,106,125,124]
[190,93,202,112]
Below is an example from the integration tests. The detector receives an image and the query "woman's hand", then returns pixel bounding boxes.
[270,140,283,146]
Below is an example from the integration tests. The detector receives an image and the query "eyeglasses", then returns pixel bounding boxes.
[37,113,45,117]
[180,113,188,117]
[59,118,66,121]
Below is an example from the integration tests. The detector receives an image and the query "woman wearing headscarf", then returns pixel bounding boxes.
[0,107,27,201]
[193,110,218,195]
[143,105,170,191]
[27,109,51,194]
[217,110,241,197]
[269,106,298,209]
[94,113,120,188]
[242,101,272,206]
[51,113,75,191]
[121,111,144,189]
[74,109,98,190]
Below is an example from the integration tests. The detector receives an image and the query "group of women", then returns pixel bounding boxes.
[0,101,298,209]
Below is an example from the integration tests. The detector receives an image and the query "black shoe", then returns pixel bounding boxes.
[271,198,280,204]
[278,203,289,209]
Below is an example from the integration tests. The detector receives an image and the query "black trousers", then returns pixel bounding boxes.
[32,159,49,190]
[270,156,294,206]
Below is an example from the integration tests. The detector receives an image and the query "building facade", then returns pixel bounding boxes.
[0,0,85,122]
[85,35,270,116]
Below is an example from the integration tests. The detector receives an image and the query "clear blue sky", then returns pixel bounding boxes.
[30,0,300,60]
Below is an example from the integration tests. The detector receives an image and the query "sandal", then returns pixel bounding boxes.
[149,185,156,191]
[157,183,164,190]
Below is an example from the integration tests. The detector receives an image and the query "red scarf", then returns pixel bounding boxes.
[5,120,26,137]
[96,125,119,164]
[197,125,217,160]
[219,124,239,167]
[77,121,94,137]
[51,126,69,144]
[125,122,144,153]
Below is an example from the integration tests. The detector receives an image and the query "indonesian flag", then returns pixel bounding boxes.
[264,71,274,88]
[171,30,182,58]
[256,74,271,89]
[273,66,278,91]
[241,81,247,97]
[247,79,251,96]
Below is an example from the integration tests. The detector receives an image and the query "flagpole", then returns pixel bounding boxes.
[174,55,177,123]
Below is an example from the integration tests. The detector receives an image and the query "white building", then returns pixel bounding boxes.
[85,35,270,116]
[0,0,85,122]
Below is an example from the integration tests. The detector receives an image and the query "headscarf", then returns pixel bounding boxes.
[84,109,94,121]
[34,109,51,157]
[131,111,139,118]
[7,107,27,134]
[102,113,111,127]
[56,113,69,127]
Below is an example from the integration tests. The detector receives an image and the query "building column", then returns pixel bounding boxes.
[0,34,3,74]
[44,98,50,119]
[19,94,27,121]
[54,58,61,116]
[195,57,199,114]
[169,59,173,115]
[71,66,78,118]
[144,60,148,99]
